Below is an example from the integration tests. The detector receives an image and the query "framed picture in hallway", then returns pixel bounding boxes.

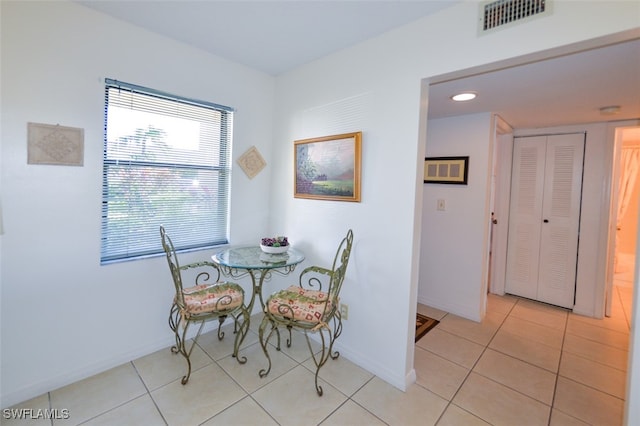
[294,132,362,202]
[424,156,469,185]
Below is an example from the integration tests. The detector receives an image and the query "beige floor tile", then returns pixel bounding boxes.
[320,400,387,426]
[510,301,568,330]
[490,329,561,372]
[50,363,146,425]
[548,408,590,426]
[553,377,624,426]
[559,352,627,399]
[132,341,212,390]
[417,303,448,321]
[2,394,52,426]
[610,287,628,309]
[566,320,629,351]
[352,377,448,426]
[568,312,630,334]
[608,298,628,323]
[501,315,564,349]
[516,298,570,316]
[436,404,491,426]
[151,363,246,426]
[618,290,634,328]
[620,289,633,330]
[616,284,633,302]
[303,353,375,397]
[416,328,485,369]
[486,293,518,315]
[453,372,550,426]
[217,340,297,393]
[248,312,266,334]
[473,349,556,405]
[252,365,347,426]
[196,321,258,361]
[414,346,469,400]
[562,333,628,371]
[436,311,504,346]
[273,327,324,363]
[82,394,164,426]
[202,396,278,425]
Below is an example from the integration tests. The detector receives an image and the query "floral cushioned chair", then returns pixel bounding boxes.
[258,229,354,396]
[160,226,250,384]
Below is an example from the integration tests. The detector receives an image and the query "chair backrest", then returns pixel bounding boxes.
[328,229,354,301]
[160,226,186,306]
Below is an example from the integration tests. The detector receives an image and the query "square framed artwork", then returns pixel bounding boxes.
[237,146,266,179]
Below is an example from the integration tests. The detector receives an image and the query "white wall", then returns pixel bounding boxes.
[0,1,276,407]
[2,0,639,411]
[419,113,493,322]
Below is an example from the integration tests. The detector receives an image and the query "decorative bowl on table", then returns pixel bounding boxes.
[260,236,289,254]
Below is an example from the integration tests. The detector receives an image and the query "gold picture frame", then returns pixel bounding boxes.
[294,132,362,202]
[424,156,469,185]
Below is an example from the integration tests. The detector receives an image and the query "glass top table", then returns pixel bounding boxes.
[211,246,305,314]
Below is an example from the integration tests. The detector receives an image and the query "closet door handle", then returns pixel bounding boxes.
[543,219,549,223]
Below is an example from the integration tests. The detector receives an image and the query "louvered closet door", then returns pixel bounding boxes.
[537,134,584,307]
[505,136,547,301]
[505,134,584,308]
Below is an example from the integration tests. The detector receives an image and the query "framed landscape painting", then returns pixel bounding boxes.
[294,132,362,202]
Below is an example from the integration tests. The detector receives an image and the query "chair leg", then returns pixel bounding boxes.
[217,315,227,340]
[305,327,332,396]
[169,304,182,355]
[168,303,179,333]
[285,325,293,348]
[328,310,343,360]
[169,308,207,385]
[258,315,279,379]
[232,307,250,364]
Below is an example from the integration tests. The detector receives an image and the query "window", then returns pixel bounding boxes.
[101,79,234,263]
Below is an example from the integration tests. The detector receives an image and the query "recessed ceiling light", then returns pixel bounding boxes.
[599,105,621,115]
[451,92,477,102]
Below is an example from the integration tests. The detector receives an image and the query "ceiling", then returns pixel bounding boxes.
[78,1,640,130]
[427,38,640,129]
[77,0,460,75]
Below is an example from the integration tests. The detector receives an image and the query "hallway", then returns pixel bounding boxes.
[416,281,632,425]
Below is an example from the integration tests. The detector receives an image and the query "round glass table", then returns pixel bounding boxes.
[211,246,305,314]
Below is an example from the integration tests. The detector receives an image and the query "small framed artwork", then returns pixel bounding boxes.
[27,122,84,166]
[294,132,362,202]
[424,156,469,185]
[237,146,266,179]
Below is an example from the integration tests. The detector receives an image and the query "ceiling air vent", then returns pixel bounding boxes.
[479,0,552,34]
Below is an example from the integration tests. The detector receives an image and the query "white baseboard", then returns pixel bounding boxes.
[329,339,409,392]
[417,294,481,322]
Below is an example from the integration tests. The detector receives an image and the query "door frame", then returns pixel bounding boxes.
[601,121,640,317]
[488,115,513,296]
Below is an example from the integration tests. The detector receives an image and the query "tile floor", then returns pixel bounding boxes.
[5,281,633,426]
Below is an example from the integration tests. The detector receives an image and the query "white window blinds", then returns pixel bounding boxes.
[101,79,233,263]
